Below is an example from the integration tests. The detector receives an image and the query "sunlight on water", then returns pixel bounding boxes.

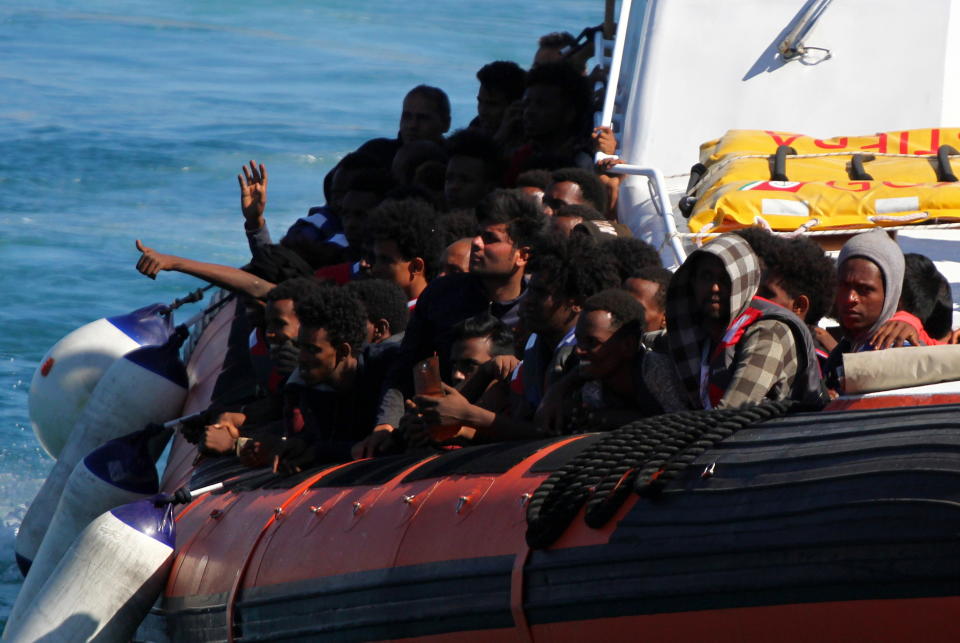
[0,0,602,626]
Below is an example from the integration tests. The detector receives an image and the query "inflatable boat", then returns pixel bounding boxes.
[9,0,960,640]
[130,298,960,642]
[134,1,960,638]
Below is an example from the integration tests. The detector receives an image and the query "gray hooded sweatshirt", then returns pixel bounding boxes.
[837,230,905,350]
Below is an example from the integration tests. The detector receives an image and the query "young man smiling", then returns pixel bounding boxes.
[265,286,401,469]
[199,277,322,459]
[564,289,687,432]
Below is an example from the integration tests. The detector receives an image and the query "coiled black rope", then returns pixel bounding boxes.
[525,400,798,549]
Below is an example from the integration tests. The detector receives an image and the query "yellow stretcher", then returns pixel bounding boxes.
[686,128,960,234]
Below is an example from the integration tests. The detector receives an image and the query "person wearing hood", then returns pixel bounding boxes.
[824,230,907,391]
[666,234,826,410]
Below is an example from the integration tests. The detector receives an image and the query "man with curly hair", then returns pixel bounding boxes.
[512,234,620,407]
[344,278,410,346]
[356,189,547,456]
[602,237,661,281]
[444,129,504,211]
[412,234,621,442]
[735,228,838,367]
[243,286,401,469]
[368,198,444,306]
[261,278,323,388]
[542,167,608,216]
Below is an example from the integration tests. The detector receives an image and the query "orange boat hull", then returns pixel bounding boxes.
[139,304,960,642]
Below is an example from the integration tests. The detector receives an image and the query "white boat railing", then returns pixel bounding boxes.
[604,163,687,265]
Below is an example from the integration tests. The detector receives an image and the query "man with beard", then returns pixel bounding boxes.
[667,234,826,410]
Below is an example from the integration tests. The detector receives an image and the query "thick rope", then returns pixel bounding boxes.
[525,400,798,549]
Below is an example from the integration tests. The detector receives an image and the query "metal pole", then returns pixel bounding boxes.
[599,0,632,130]
[603,0,616,39]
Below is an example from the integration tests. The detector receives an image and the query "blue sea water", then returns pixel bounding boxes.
[0,0,604,626]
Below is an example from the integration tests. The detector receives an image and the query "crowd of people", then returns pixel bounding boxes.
[133,30,960,472]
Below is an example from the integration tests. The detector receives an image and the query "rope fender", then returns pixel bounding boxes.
[525,400,799,549]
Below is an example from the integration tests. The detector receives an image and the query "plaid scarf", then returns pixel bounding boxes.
[666,235,760,406]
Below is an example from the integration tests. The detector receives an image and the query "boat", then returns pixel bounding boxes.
[131,295,960,641]
[12,1,960,641]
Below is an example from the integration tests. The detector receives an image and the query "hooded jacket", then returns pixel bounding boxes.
[836,230,906,350]
[667,235,760,405]
[824,230,907,389]
[667,234,824,409]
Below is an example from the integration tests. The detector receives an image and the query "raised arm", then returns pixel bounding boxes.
[135,239,276,299]
[239,160,268,232]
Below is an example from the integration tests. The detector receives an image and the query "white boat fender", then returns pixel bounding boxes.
[2,498,176,643]
[6,423,172,625]
[15,327,189,577]
[29,303,173,459]
[3,473,268,642]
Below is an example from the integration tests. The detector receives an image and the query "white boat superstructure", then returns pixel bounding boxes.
[595,0,960,301]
